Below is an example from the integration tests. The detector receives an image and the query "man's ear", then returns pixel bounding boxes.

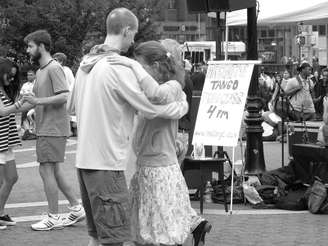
[151,61,160,70]
[39,43,46,52]
[122,26,130,37]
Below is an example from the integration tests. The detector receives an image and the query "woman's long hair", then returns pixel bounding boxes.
[0,57,21,102]
[133,41,185,85]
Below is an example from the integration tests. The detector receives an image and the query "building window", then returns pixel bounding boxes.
[319,25,326,36]
[168,0,176,9]
[312,25,318,32]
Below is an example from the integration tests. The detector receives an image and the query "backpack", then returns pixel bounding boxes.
[307,177,328,214]
[275,187,308,211]
[256,185,279,204]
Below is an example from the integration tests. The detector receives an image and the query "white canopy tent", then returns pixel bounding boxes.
[208,0,328,25]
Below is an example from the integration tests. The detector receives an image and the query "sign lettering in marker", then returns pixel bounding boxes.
[192,60,261,147]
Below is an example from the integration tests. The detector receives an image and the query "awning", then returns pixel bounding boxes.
[208,0,328,26]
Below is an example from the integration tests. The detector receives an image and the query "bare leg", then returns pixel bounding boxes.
[54,162,79,207]
[39,163,58,214]
[0,160,18,215]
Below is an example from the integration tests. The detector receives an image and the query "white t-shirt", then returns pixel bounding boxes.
[62,66,75,90]
[20,81,35,95]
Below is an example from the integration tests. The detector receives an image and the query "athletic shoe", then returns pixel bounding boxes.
[0,214,16,226]
[192,220,212,246]
[25,132,37,140]
[62,205,85,227]
[31,213,64,231]
[0,225,7,230]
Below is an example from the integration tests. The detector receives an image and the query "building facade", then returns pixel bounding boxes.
[226,24,328,67]
[155,0,208,43]
[155,1,328,68]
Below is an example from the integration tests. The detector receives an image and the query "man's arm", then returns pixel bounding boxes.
[152,93,189,120]
[114,66,188,120]
[23,92,68,106]
[284,78,302,97]
[107,56,183,103]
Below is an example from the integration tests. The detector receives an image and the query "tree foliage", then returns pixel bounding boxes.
[0,0,165,70]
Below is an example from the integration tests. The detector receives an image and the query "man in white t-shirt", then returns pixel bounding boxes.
[53,52,75,88]
[53,52,77,136]
[20,69,36,140]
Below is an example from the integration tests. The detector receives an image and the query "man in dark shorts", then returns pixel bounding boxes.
[68,8,188,246]
[23,30,85,231]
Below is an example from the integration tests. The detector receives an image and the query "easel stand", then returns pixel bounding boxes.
[214,139,245,214]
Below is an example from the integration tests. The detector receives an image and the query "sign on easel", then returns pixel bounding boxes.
[192,60,260,147]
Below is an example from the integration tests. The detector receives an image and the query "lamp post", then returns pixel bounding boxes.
[186,0,266,173]
[244,6,266,174]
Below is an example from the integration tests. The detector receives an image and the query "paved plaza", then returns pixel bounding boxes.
[1,139,327,246]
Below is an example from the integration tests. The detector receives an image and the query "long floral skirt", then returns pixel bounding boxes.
[129,163,203,245]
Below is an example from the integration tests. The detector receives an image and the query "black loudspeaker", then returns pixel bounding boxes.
[187,0,256,13]
[186,0,208,13]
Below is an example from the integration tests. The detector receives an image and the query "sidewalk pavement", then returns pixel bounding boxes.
[2,211,328,246]
[1,140,327,246]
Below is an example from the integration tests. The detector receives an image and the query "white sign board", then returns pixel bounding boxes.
[192,61,260,147]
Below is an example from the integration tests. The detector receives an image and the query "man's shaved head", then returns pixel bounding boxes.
[106,8,138,35]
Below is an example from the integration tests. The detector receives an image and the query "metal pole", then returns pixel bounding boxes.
[198,13,201,40]
[215,12,223,61]
[244,6,266,174]
[224,12,229,61]
[326,24,328,66]
[215,11,224,158]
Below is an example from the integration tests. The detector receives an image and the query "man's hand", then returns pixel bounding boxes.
[22,93,38,106]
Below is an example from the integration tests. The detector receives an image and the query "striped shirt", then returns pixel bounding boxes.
[0,91,21,152]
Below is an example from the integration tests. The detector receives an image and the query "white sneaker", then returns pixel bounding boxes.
[62,205,85,227]
[31,213,64,231]
[0,225,7,230]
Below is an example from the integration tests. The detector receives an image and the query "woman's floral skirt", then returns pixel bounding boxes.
[129,163,203,245]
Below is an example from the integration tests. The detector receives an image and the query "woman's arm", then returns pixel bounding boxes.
[0,99,34,117]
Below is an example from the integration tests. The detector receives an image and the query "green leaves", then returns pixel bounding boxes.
[0,0,165,71]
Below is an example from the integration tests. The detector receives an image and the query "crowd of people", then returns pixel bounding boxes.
[0,7,213,246]
[3,6,328,246]
[257,63,328,142]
